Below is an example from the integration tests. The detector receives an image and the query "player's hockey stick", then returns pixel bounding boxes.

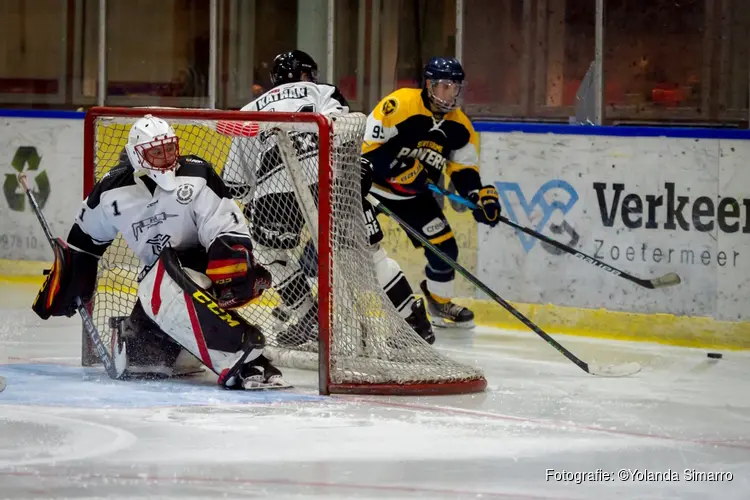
[368,194,640,377]
[0,375,5,392]
[17,174,127,380]
[427,183,681,290]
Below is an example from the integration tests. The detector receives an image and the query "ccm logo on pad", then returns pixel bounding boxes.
[192,291,240,327]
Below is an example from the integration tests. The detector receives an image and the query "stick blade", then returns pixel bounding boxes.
[651,272,681,288]
[588,362,641,377]
[113,343,128,379]
[0,375,5,392]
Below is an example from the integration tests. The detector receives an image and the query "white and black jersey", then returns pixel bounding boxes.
[68,155,251,270]
[248,82,348,114]
[223,81,349,201]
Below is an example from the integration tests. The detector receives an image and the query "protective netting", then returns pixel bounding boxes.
[83,108,486,394]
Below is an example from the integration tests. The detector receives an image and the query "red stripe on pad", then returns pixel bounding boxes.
[151,260,166,315]
[184,292,213,370]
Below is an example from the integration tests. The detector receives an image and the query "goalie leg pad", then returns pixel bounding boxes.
[137,248,266,376]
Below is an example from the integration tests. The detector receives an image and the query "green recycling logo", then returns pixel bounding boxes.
[4,146,50,212]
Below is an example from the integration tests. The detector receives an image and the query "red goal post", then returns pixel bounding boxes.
[82,106,487,396]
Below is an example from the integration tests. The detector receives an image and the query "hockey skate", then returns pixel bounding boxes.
[386,297,436,349]
[419,280,475,329]
[405,298,435,344]
[239,354,293,390]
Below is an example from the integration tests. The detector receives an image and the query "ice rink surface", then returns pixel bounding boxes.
[1,282,748,499]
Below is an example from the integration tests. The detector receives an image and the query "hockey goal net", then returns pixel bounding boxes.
[82,106,486,395]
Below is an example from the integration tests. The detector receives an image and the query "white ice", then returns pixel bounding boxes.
[1,281,748,499]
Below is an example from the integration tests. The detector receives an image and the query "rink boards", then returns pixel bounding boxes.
[1,110,749,350]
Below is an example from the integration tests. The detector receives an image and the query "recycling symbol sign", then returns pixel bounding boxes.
[4,146,50,212]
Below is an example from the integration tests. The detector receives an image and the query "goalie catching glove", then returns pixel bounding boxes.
[32,238,99,320]
[468,185,501,227]
[206,235,272,309]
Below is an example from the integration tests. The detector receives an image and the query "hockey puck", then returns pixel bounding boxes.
[707,352,723,359]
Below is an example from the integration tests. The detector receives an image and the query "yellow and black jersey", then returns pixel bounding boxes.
[362,87,482,200]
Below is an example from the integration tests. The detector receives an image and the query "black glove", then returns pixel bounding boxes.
[32,238,98,319]
[360,157,374,198]
[386,158,430,195]
[207,236,272,309]
[468,185,501,227]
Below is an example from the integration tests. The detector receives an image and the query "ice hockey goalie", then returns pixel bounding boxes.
[31,114,289,390]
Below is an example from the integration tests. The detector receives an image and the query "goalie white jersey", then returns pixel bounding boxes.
[223,81,349,200]
[67,155,251,269]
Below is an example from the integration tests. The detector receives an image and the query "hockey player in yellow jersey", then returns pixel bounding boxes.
[362,57,501,329]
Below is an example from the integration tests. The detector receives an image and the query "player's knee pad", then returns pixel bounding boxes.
[372,245,414,317]
[424,235,457,299]
[137,248,265,376]
[424,236,457,284]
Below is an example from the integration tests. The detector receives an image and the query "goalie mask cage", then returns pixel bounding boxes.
[82,106,486,396]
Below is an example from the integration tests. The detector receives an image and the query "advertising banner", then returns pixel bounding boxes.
[0,118,83,261]
[478,132,748,321]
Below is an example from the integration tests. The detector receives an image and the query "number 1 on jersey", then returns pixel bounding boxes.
[112,200,121,216]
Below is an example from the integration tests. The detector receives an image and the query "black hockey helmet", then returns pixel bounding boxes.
[422,57,466,113]
[270,50,319,86]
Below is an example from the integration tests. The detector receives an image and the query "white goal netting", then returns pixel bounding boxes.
[82,107,486,395]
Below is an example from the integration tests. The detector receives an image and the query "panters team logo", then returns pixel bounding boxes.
[496,180,580,254]
[381,98,398,116]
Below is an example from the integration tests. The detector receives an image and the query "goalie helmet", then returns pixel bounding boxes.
[270,50,319,86]
[125,115,180,191]
[423,57,466,114]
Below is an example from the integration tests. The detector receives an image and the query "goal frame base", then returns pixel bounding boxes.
[328,379,488,396]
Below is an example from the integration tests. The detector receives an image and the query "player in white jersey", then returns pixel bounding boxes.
[224,50,434,347]
[32,114,288,390]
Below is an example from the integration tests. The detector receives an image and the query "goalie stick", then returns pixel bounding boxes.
[428,183,681,290]
[368,194,641,377]
[17,174,127,380]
